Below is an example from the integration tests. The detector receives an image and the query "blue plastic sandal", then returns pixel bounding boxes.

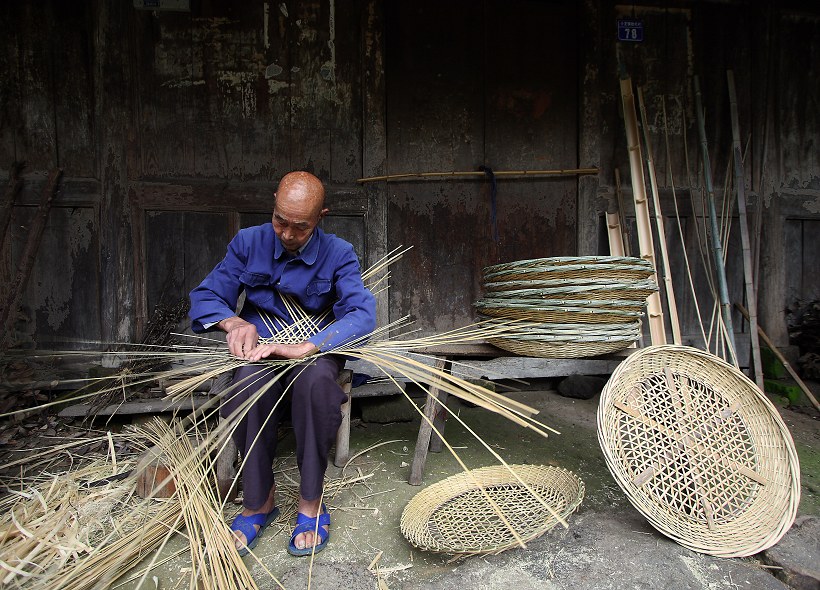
[230,506,280,557]
[287,504,330,557]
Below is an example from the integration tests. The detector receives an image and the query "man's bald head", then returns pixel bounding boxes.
[272,171,329,253]
[276,171,325,218]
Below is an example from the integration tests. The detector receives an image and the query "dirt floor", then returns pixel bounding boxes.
[1,376,817,589]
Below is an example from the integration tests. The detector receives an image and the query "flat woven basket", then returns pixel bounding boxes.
[484,263,654,283]
[483,256,652,273]
[474,301,642,323]
[597,345,800,557]
[401,464,585,554]
[490,337,633,358]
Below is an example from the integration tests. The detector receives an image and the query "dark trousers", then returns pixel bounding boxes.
[220,356,345,510]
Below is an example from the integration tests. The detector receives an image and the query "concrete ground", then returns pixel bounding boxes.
[132,379,820,590]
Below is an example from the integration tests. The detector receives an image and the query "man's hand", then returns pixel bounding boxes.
[246,341,318,362]
[218,316,259,358]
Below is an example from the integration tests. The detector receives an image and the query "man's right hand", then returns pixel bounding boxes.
[218,316,259,359]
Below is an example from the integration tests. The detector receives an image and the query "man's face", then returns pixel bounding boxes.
[272,189,324,254]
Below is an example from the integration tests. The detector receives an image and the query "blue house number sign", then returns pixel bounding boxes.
[618,19,644,42]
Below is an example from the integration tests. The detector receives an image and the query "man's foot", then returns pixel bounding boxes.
[232,486,277,553]
[289,496,329,553]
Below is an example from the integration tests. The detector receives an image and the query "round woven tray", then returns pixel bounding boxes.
[476,296,646,313]
[482,318,643,338]
[482,283,658,301]
[401,464,585,554]
[489,337,635,358]
[484,277,658,292]
[597,345,800,557]
[484,264,655,283]
[474,302,642,324]
[484,256,651,274]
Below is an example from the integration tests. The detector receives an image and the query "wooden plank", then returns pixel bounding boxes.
[58,395,211,417]
[0,162,25,246]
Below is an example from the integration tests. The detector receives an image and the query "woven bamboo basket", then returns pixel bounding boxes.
[477,296,647,313]
[489,337,634,358]
[482,319,643,338]
[474,301,642,324]
[482,282,658,301]
[484,256,651,274]
[597,345,800,557]
[484,263,655,284]
[484,277,657,293]
[401,464,585,554]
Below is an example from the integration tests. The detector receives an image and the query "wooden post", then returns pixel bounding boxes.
[619,71,666,345]
[408,357,449,485]
[694,76,738,366]
[727,71,764,390]
[637,88,682,345]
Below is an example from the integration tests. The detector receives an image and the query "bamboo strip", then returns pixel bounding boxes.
[356,168,599,183]
[694,76,738,366]
[606,212,626,257]
[638,87,682,344]
[727,70,764,390]
[619,72,666,345]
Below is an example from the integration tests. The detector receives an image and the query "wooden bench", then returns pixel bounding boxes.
[407,343,631,485]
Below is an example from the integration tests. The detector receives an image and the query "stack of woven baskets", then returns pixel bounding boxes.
[474,256,658,358]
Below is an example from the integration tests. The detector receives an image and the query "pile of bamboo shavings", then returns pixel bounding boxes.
[0,442,183,590]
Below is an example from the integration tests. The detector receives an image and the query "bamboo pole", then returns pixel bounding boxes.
[356,167,599,183]
[614,168,631,256]
[693,76,738,366]
[736,303,820,412]
[727,71,764,389]
[637,87,682,344]
[606,212,626,257]
[619,71,666,345]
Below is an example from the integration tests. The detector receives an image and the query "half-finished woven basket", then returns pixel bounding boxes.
[401,464,585,554]
[597,345,800,557]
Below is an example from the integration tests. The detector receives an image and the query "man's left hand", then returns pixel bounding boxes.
[246,341,318,362]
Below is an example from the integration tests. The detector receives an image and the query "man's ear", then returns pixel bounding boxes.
[318,207,330,219]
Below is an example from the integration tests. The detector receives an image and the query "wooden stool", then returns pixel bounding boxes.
[215,368,354,500]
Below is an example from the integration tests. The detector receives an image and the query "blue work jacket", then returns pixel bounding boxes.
[189,224,376,352]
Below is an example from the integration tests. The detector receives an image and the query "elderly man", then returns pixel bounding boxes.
[189,171,376,556]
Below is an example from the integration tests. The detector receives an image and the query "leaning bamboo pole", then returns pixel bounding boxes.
[693,76,738,366]
[637,87,682,344]
[606,212,626,257]
[619,72,666,345]
[727,70,764,390]
[356,167,598,183]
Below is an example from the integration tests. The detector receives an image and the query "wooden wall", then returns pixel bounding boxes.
[0,0,818,356]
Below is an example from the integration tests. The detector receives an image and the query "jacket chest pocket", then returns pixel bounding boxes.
[304,279,333,311]
[240,271,273,305]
